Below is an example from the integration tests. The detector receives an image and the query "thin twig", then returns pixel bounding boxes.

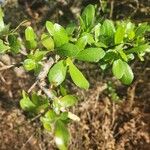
[28,58,54,93]
[28,80,38,93]
[109,0,114,19]
[20,132,36,150]
[0,64,15,71]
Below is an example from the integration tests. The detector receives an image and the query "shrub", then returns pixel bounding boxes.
[0,4,150,149]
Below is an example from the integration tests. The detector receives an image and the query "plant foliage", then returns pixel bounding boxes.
[0,4,150,149]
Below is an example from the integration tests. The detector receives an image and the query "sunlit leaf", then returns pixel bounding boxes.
[41,33,54,51]
[20,91,36,111]
[54,120,70,150]
[76,47,105,62]
[81,4,95,28]
[0,39,10,53]
[53,23,69,47]
[115,24,126,44]
[112,59,124,79]
[48,60,67,86]
[57,43,80,57]
[59,95,77,108]
[23,59,36,71]
[120,62,134,85]
[67,59,89,89]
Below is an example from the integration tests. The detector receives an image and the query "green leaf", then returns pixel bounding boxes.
[94,23,101,42]
[46,21,54,36]
[75,47,105,62]
[25,40,37,50]
[60,85,68,96]
[20,91,36,111]
[76,33,94,50]
[8,35,21,54]
[25,26,37,49]
[67,59,89,89]
[40,110,57,131]
[81,4,95,28]
[48,60,67,86]
[54,120,70,150]
[79,16,86,31]
[57,43,80,57]
[28,50,48,62]
[60,112,68,121]
[0,7,5,32]
[127,44,150,54]
[0,39,10,53]
[100,20,115,38]
[41,33,54,50]
[95,42,107,48]
[66,22,76,36]
[120,62,134,85]
[31,92,49,105]
[59,95,77,108]
[53,23,69,47]
[41,119,52,131]
[103,50,117,62]
[100,20,115,45]
[31,94,49,113]
[112,59,125,79]
[23,59,36,71]
[45,110,57,123]
[25,26,36,41]
[135,23,149,37]
[115,24,126,44]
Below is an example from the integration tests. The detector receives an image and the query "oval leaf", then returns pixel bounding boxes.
[68,59,89,89]
[48,60,67,86]
[120,62,134,85]
[20,91,36,111]
[59,95,77,108]
[81,4,95,28]
[112,59,125,79]
[54,120,70,150]
[100,19,115,38]
[46,21,54,36]
[57,43,80,57]
[23,59,36,71]
[25,26,36,41]
[41,33,54,51]
[115,25,125,44]
[75,48,105,62]
[53,23,69,47]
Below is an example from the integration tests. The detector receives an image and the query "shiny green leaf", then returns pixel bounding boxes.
[67,59,89,89]
[0,39,10,53]
[115,25,126,44]
[76,47,105,62]
[23,59,36,71]
[53,23,69,47]
[20,91,36,111]
[46,21,54,36]
[57,43,80,57]
[48,60,67,86]
[120,62,134,85]
[112,59,124,79]
[59,95,77,108]
[54,120,70,150]
[25,26,36,41]
[8,35,21,54]
[41,33,54,50]
[81,4,95,28]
